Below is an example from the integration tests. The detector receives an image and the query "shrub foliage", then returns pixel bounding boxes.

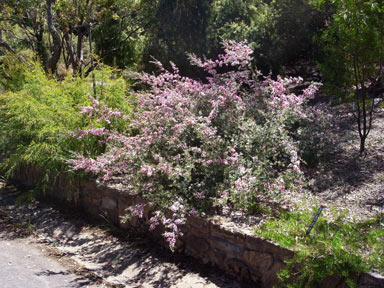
[69,41,334,249]
[0,58,131,191]
[257,208,384,287]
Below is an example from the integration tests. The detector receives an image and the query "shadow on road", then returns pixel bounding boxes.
[0,183,250,288]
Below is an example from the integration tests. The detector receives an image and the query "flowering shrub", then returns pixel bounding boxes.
[68,40,333,249]
[262,76,337,166]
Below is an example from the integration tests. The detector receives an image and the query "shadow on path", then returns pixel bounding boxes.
[0,183,251,288]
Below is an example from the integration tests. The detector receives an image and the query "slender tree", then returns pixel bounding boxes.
[313,0,384,153]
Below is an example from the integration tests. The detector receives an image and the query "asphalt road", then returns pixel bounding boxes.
[0,234,101,288]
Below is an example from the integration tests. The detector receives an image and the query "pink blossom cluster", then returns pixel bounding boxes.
[80,96,124,125]
[163,213,185,250]
[131,203,144,218]
[68,40,334,249]
[147,204,186,250]
[189,40,253,74]
[149,211,161,231]
[262,76,318,118]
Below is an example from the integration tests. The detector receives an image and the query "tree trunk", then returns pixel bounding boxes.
[36,25,48,68]
[360,136,366,154]
[356,87,374,155]
[46,0,62,74]
[63,33,78,72]
[76,33,84,74]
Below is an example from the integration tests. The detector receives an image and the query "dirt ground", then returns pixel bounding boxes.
[305,106,384,221]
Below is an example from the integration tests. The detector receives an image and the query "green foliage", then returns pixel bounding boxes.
[0,1,49,66]
[266,0,325,73]
[206,0,326,75]
[0,0,152,74]
[0,58,132,192]
[312,0,384,153]
[207,0,273,47]
[1,0,327,77]
[142,0,212,77]
[313,0,384,99]
[91,0,153,69]
[143,0,326,77]
[256,208,384,287]
[0,54,28,91]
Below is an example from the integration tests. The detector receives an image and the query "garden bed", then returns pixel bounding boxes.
[2,40,383,287]
[10,164,384,288]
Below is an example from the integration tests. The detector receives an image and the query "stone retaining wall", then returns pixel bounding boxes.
[11,166,384,288]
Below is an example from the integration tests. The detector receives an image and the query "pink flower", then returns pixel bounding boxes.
[131,204,144,218]
[194,192,206,199]
[149,215,160,231]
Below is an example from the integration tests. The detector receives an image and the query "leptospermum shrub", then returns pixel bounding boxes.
[69,40,333,250]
